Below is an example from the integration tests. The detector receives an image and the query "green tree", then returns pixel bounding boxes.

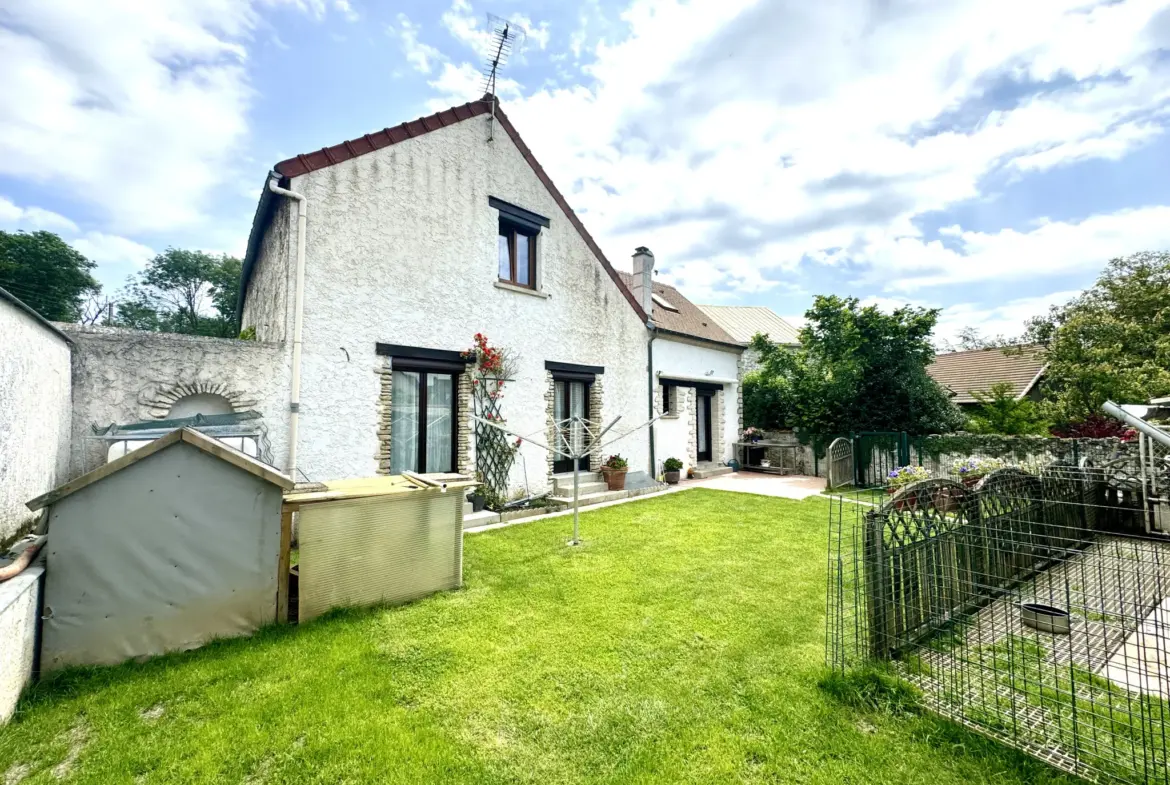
[964,382,1050,435]
[118,248,241,337]
[748,295,962,436]
[0,230,100,321]
[1025,251,1170,426]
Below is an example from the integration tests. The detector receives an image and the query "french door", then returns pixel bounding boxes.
[696,392,713,462]
[552,379,590,473]
[390,369,457,474]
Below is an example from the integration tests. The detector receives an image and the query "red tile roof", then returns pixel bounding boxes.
[927,345,1047,404]
[262,96,646,321]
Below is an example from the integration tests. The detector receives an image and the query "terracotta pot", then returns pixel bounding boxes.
[664,470,681,485]
[887,486,918,511]
[961,475,982,488]
[602,468,628,491]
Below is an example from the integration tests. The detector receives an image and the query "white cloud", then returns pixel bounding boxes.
[933,290,1080,345]
[426,62,521,110]
[0,196,78,233]
[858,289,1079,347]
[480,0,1170,297]
[390,13,445,74]
[441,0,493,56]
[0,0,348,237]
[71,233,156,272]
[857,205,1170,291]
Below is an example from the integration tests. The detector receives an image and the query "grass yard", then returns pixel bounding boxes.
[0,489,1076,784]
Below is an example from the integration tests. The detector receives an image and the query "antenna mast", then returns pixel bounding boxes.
[481,14,525,142]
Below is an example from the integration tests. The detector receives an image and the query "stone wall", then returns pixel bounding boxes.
[60,325,289,480]
[0,292,72,542]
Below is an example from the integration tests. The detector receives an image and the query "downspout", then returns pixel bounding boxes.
[268,174,308,480]
[647,323,656,478]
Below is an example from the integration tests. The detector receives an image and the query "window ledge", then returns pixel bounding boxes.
[494,281,550,299]
[661,413,680,420]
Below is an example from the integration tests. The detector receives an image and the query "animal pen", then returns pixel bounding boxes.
[826,414,1170,784]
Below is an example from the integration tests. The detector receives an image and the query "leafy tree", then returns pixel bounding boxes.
[939,326,1018,353]
[964,382,1050,435]
[0,230,100,321]
[1025,251,1170,426]
[748,295,963,436]
[117,248,242,337]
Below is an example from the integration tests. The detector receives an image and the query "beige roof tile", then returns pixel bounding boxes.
[616,272,741,347]
[696,305,800,345]
[927,346,1046,404]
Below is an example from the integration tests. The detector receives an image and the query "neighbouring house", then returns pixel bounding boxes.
[237,94,669,499]
[927,345,1047,408]
[697,305,800,372]
[617,257,744,479]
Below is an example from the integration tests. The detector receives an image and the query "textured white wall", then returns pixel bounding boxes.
[0,297,71,541]
[653,336,741,470]
[61,326,290,479]
[0,565,41,724]
[275,115,651,491]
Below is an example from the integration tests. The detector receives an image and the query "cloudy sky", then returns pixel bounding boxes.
[3,0,1169,342]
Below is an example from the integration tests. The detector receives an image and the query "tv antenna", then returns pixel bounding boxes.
[481,13,525,141]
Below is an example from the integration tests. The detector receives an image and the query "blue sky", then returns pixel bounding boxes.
[3,0,1170,343]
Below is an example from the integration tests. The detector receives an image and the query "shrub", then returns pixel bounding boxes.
[603,454,628,470]
[663,457,683,472]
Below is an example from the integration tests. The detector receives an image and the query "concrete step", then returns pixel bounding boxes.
[463,501,474,517]
[552,480,608,496]
[463,509,498,528]
[692,464,733,480]
[549,488,635,508]
[550,472,603,494]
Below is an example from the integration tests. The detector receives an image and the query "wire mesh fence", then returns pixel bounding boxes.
[827,464,1170,784]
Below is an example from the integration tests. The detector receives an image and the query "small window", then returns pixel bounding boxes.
[660,383,677,416]
[498,219,537,288]
[652,293,679,312]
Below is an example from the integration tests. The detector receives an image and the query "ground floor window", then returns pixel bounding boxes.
[553,378,591,473]
[391,369,456,474]
[696,391,713,462]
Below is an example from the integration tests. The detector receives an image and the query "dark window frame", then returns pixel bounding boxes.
[696,390,714,462]
[661,382,674,415]
[385,350,463,474]
[551,372,592,474]
[498,218,538,289]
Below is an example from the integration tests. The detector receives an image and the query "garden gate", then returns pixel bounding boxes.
[852,431,909,487]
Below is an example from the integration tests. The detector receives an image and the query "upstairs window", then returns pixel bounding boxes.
[490,196,550,290]
[498,220,537,288]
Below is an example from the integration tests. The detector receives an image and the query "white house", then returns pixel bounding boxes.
[238,96,657,499]
[28,96,747,513]
[615,256,744,478]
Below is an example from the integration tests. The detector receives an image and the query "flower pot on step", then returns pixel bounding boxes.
[664,470,680,485]
[602,468,627,491]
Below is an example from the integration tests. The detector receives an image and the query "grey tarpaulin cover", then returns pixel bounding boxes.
[30,429,291,670]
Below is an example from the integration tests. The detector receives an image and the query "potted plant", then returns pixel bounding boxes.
[885,465,930,510]
[743,426,763,444]
[601,454,629,490]
[467,489,486,513]
[951,457,1005,487]
[663,457,683,485]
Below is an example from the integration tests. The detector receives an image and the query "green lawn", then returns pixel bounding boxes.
[0,489,1074,784]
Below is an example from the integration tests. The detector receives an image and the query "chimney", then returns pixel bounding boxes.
[632,246,655,318]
